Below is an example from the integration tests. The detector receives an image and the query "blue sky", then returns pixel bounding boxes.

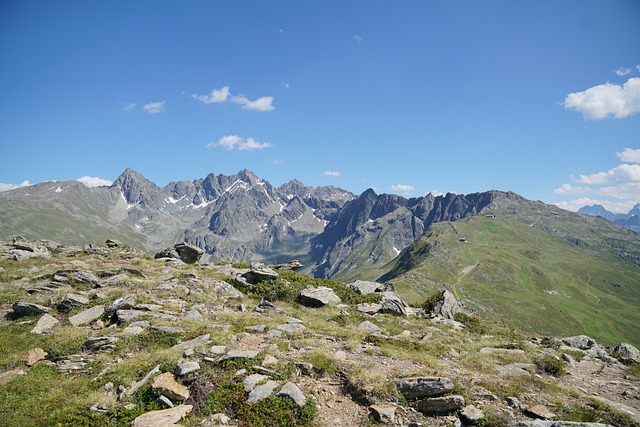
[1,1,639,212]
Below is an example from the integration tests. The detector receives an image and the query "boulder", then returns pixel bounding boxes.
[209,279,243,298]
[105,239,122,248]
[10,237,50,260]
[524,405,556,420]
[247,380,280,404]
[380,291,409,316]
[171,333,210,352]
[460,404,485,425]
[277,382,306,407]
[431,290,475,320]
[155,242,204,264]
[358,321,384,335]
[31,313,59,334]
[175,361,200,376]
[69,305,105,326]
[277,322,306,335]
[612,342,640,365]
[242,262,279,283]
[12,301,51,317]
[369,405,397,424]
[59,293,89,311]
[243,374,269,392]
[562,335,596,350]
[298,286,341,307]
[396,377,454,400]
[106,294,137,315]
[73,270,100,285]
[152,372,190,401]
[84,336,118,351]
[271,260,303,270]
[131,404,192,427]
[357,303,382,315]
[349,280,384,295]
[416,395,465,415]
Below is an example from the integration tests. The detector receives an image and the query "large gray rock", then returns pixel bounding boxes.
[380,291,409,316]
[242,262,279,283]
[73,270,100,285]
[69,305,105,326]
[131,404,193,427]
[59,293,89,311]
[358,321,384,334]
[208,279,243,298]
[562,335,596,350]
[298,286,341,307]
[10,237,51,261]
[31,313,59,334]
[155,243,204,264]
[431,290,475,320]
[612,342,640,364]
[396,377,454,400]
[247,380,280,404]
[243,374,269,392]
[277,382,306,407]
[357,303,382,315]
[106,294,137,315]
[277,322,306,335]
[460,404,485,425]
[415,395,465,415]
[12,301,51,317]
[349,280,384,295]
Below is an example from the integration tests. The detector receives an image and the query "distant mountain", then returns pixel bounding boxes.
[579,203,640,233]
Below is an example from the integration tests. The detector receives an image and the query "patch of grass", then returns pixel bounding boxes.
[534,354,566,376]
[42,326,87,360]
[303,350,339,376]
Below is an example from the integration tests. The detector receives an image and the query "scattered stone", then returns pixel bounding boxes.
[416,395,465,415]
[31,313,59,334]
[493,363,535,377]
[155,242,204,264]
[12,301,51,317]
[357,303,382,315]
[0,369,26,385]
[243,374,269,392]
[55,354,94,373]
[460,405,485,425]
[59,293,90,311]
[172,333,210,352]
[152,372,190,401]
[152,326,186,334]
[97,274,127,288]
[369,405,397,424]
[157,395,174,408]
[245,324,266,333]
[209,345,227,355]
[525,405,556,420]
[131,404,192,427]
[506,396,528,412]
[358,321,384,334]
[73,270,100,285]
[247,380,280,404]
[175,361,200,376]
[69,305,105,326]
[277,382,306,407]
[106,294,138,315]
[26,282,61,293]
[221,350,260,361]
[184,309,203,322]
[123,326,145,335]
[20,348,47,366]
[271,259,303,270]
[277,322,306,335]
[208,279,243,298]
[257,299,278,311]
[480,347,526,355]
[84,336,118,351]
[262,355,278,366]
[242,262,279,283]
[562,353,577,367]
[396,377,455,400]
[349,280,384,295]
[298,286,341,307]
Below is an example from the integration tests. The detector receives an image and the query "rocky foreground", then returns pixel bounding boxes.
[1,237,639,427]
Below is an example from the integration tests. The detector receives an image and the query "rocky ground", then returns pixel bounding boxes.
[0,237,639,427]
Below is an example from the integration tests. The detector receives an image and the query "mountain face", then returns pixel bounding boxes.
[579,203,640,233]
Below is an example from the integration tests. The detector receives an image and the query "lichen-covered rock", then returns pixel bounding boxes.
[131,404,192,426]
[612,342,640,365]
[69,305,104,326]
[349,280,384,295]
[415,395,465,415]
[396,376,454,400]
[298,286,341,307]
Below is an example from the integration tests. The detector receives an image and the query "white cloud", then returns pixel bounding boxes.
[615,67,632,76]
[191,86,230,104]
[562,77,640,120]
[553,183,591,195]
[76,176,113,187]
[616,148,640,164]
[207,135,273,151]
[322,170,341,177]
[231,95,274,112]
[122,102,136,112]
[353,35,363,43]
[271,158,285,165]
[577,164,640,184]
[391,184,415,194]
[143,101,166,114]
[555,197,637,214]
[597,182,640,200]
[0,180,31,192]
[281,82,290,89]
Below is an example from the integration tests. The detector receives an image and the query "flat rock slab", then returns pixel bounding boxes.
[357,303,382,315]
[349,280,384,295]
[247,380,280,404]
[131,404,193,427]
[525,405,556,420]
[277,382,306,407]
[493,363,535,377]
[221,350,260,360]
[298,286,341,307]
[59,293,89,311]
[396,376,454,400]
[243,374,269,392]
[277,323,306,334]
[153,372,190,401]
[84,336,118,351]
[415,395,465,415]
[20,348,47,366]
[69,305,104,326]
[175,361,200,376]
[358,321,384,334]
[460,404,485,425]
[12,301,51,317]
[171,333,210,351]
[31,313,59,334]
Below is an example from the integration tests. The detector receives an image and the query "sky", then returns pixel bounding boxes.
[1,1,639,213]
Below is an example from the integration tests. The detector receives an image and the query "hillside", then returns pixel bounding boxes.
[0,238,639,426]
[381,216,640,348]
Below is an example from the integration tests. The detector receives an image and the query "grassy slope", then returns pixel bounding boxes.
[385,217,640,347]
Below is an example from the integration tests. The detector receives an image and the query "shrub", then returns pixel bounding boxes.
[454,312,487,334]
[534,354,566,377]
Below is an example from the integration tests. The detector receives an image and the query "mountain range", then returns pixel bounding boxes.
[579,203,640,233]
